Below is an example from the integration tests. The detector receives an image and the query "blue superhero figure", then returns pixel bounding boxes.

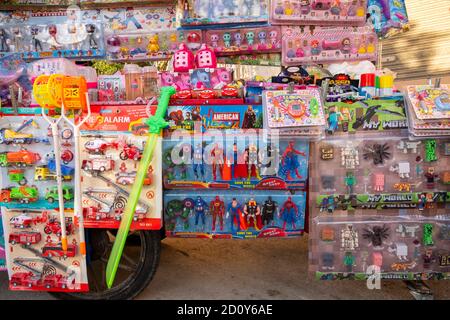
[327,106,339,134]
[227,197,242,232]
[122,8,142,30]
[193,143,205,181]
[194,196,208,228]
[229,142,239,179]
[280,141,306,181]
[279,197,298,230]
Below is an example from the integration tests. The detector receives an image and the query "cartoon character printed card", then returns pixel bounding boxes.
[263,89,326,129]
[406,84,450,120]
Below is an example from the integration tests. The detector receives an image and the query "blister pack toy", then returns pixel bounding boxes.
[162,135,309,190]
[271,0,367,26]
[324,96,408,135]
[180,0,269,26]
[0,212,5,271]
[309,136,450,280]
[367,0,409,39]
[204,26,281,56]
[105,30,203,62]
[190,68,233,89]
[164,190,306,239]
[245,82,313,104]
[0,10,105,60]
[281,26,378,65]
[165,104,263,133]
[79,104,162,230]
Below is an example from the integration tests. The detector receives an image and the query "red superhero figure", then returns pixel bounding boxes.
[210,196,225,231]
[210,143,224,181]
[281,141,306,180]
[279,197,299,230]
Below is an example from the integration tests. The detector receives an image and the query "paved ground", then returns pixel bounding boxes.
[0,236,449,300]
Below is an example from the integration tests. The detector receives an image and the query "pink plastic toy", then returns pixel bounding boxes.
[159,72,191,90]
[195,44,217,69]
[271,0,367,26]
[282,26,378,65]
[190,68,232,90]
[373,172,385,192]
[173,43,195,72]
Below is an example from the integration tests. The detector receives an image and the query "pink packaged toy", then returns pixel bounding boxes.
[159,72,191,90]
[173,43,195,72]
[205,26,282,56]
[282,26,378,65]
[190,68,233,89]
[195,44,217,68]
[271,0,367,26]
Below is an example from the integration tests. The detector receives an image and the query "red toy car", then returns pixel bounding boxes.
[44,219,74,236]
[42,244,77,258]
[221,86,239,98]
[197,89,218,99]
[10,272,41,288]
[9,231,42,245]
[119,144,142,161]
[173,90,192,99]
[42,274,68,289]
[84,139,118,154]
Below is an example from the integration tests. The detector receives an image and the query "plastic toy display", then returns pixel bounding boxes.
[0,212,5,271]
[165,104,263,133]
[204,26,281,56]
[281,26,378,65]
[310,136,450,279]
[270,0,367,26]
[1,208,89,291]
[164,190,306,238]
[0,10,104,59]
[79,105,162,230]
[162,137,309,190]
[180,0,269,26]
[367,0,409,38]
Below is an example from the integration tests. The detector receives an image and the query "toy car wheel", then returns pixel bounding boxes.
[19,178,27,186]
[44,227,52,235]
[119,152,128,161]
[51,229,161,300]
[47,197,55,203]
[10,240,16,245]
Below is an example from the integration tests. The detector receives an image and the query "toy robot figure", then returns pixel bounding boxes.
[344,172,356,194]
[210,142,224,181]
[242,105,257,128]
[280,140,306,180]
[245,143,261,180]
[424,167,438,189]
[227,198,243,232]
[259,143,279,176]
[343,252,356,273]
[122,8,143,29]
[244,198,260,229]
[341,224,358,251]
[193,143,205,181]
[194,196,208,229]
[262,196,278,226]
[210,196,225,231]
[341,144,359,169]
[0,29,9,52]
[279,197,298,230]
[85,24,98,50]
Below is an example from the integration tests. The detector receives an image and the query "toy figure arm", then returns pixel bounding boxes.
[294,149,306,156]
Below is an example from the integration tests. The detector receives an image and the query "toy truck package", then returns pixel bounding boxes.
[79,104,163,230]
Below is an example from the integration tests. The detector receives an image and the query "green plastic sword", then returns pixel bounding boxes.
[106,86,175,288]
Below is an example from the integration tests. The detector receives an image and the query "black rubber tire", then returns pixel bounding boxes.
[50,230,161,300]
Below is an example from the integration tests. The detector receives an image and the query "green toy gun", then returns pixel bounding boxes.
[106,86,175,288]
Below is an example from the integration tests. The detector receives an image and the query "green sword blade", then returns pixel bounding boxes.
[106,86,175,288]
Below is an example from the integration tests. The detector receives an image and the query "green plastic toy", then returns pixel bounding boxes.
[424,139,437,162]
[423,223,434,246]
[105,86,175,288]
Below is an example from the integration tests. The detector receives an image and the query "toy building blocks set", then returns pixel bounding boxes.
[0,10,105,60]
[79,104,162,230]
[310,135,450,279]
[164,190,306,239]
[281,25,378,65]
[162,137,309,190]
[270,0,368,26]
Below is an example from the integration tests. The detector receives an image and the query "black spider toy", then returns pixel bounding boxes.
[363,143,391,165]
[362,225,390,247]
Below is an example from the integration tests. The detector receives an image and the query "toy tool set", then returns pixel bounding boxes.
[164,190,306,239]
[271,0,367,26]
[162,137,309,190]
[0,11,104,59]
[180,0,269,26]
[79,104,162,230]
[310,136,450,279]
[281,26,378,65]
[204,26,281,55]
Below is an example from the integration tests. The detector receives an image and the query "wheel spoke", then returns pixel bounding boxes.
[121,251,138,267]
[117,262,136,272]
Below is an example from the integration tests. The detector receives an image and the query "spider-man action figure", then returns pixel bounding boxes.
[194,196,208,229]
[279,197,298,230]
[210,196,225,231]
[280,141,306,180]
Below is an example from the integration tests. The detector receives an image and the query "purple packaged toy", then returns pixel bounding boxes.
[271,0,367,26]
[282,26,378,65]
[205,26,282,56]
[190,68,233,90]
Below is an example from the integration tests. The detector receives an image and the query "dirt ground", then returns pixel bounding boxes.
[0,236,448,300]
